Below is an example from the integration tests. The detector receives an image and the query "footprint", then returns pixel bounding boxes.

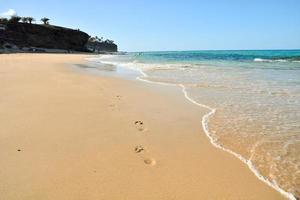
[108,103,121,111]
[134,121,145,131]
[108,104,117,110]
[134,145,156,166]
[134,145,145,153]
[144,158,156,166]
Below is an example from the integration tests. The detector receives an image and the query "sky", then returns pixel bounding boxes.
[1,0,300,52]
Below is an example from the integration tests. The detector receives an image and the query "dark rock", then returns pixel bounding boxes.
[0,22,118,53]
[86,38,118,52]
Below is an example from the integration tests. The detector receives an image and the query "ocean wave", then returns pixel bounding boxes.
[85,55,298,200]
[135,65,297,200]
[93,56,200,71]
[254,58,300,63]
[254,58,289,62]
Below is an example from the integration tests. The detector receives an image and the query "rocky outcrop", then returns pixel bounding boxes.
[0,22,118,53]
[86,38,118,52]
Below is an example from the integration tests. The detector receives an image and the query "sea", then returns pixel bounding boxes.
[83,50,300,199]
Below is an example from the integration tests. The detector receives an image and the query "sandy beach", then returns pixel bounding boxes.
[0,54,285,199]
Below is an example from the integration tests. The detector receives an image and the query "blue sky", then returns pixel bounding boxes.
[1,0,300,51]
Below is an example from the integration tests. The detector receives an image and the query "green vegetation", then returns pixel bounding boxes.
[21,17,28,23]
[9,16,21,23]
[0,18,8,23]
[27,17,35,24]
[41,17,50,25]
[104,39,114,44]
[0,16,35,24]
[0,15,117,52]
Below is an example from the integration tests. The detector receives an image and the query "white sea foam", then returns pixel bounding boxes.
[254,58,289,62]
[93,55,202,72]
[85,56,297,200]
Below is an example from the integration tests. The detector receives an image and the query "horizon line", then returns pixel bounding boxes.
[127,48,300,53]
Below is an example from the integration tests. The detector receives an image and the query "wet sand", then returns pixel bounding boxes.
[0,54,284,199]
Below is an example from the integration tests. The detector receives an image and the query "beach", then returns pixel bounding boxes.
[0,53,286,199]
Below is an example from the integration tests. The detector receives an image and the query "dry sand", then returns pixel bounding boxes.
[0,54,284,199]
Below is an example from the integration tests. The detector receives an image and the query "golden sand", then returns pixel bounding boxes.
[0,54,284,199]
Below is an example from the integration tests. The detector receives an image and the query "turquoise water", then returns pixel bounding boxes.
[133,50,300,61]
[88,50,300,199]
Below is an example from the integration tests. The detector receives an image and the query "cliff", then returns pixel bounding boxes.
[86,38,118,53]
[0,22,118,53]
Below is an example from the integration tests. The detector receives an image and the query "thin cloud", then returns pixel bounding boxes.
[1,9,17,17]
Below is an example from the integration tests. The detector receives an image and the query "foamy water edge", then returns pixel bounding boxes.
[86,57,297,200]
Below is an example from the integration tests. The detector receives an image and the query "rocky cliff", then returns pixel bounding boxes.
[0,22,118,53]
[86,38,118,53]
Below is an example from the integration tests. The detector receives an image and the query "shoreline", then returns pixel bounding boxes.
[70,55,298,200]
[0,53,286,199]
[128,60,296,200]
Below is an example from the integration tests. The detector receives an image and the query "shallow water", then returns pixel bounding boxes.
[86,50,300,199]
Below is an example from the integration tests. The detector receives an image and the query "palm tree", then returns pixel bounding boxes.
[0,18,8,23]
[21,17,28,23]
[27,17,35,24]
[41,17,50,25]
[9,15,21,23]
